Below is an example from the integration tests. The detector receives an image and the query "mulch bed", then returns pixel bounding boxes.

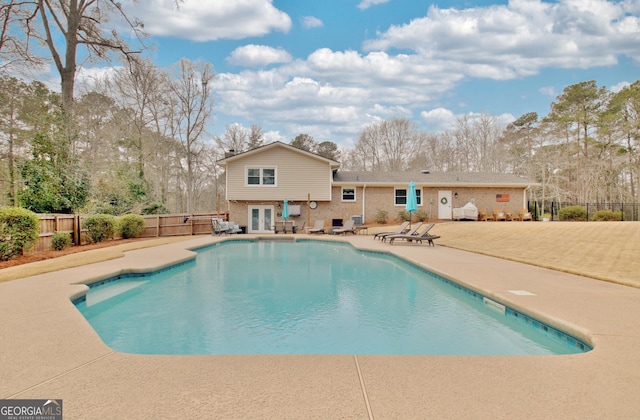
[0,238,152,270]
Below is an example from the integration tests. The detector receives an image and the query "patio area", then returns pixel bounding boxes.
[1,234,639,419]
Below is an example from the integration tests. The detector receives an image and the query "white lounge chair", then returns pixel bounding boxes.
[305,220,325,234]
[333,219,356,235]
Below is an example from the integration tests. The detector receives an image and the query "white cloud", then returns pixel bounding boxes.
[227,45,292,67]
[363,0,640,79]
[538,86,556,97]
[125,0,291,41]
[75,66,122,93]
[301,16,323,29]
[199,1,639,146]
[421,108,456,132]
[358,0,391,10]
[610,81,631,93]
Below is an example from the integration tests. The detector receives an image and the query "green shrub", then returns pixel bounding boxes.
[558,206,587,221]
[0,207,40,260]
[82,214,117,243]
[592,209,622,221]
[119,214,146,239]
[374,209,389,224]
[51,231,72,251]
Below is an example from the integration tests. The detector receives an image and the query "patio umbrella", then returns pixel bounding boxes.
[406,181,417,227]
[282,199,289,233]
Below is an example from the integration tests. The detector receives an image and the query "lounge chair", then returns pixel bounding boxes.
[305,219,325,234]
[382,222,424,243]
[388,224,440,246]
[373,221,409,240]
[333,219,356,235]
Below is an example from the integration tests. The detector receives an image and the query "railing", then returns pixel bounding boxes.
[528,201,640,221]
[30,212,229,254]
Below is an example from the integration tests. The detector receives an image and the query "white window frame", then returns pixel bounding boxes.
[246,166,277,186]
[341,187,356,202]
[394,188,422,206]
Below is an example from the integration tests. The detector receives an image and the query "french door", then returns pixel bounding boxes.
[248,205,274,233]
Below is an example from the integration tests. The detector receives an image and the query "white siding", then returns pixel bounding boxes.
[226,147,332,201]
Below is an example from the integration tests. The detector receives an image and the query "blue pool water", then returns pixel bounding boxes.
[75,239,590,355]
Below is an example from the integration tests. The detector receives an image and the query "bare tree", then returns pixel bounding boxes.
[608,81,640,202]
[0,1,47,74]
[170,58,214,213]
[33,0,149,110]
[352,117,424,172]
[247,123,265,150]
[215,123,249,155]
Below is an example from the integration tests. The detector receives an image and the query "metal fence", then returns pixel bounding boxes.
[30,212,228,254]
[528,201,640,222]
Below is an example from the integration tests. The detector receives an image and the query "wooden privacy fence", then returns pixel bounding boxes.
[31,213,228,254]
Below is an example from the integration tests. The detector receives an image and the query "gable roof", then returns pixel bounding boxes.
[216,141,340,169]
[333,171,537,188]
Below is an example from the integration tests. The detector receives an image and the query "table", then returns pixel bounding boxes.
[355,226,368,235]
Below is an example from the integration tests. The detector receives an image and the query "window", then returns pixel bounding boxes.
[395,188,422,206]
[342,188,355,201]
[246,167,276,186]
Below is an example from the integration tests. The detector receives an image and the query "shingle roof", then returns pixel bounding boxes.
[333,171,537,187]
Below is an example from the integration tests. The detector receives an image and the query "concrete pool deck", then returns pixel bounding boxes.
[1,234,639,419]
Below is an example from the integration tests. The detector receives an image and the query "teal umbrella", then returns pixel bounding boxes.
[406,181,417,227]
[280,199,289,233]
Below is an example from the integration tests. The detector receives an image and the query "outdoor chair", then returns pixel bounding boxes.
[478,208,494,221]
[504,210,514,221]
[519,209,533,221]
[227,221,242,234]
[333,219,356,235]
[211,218,231,235]
[382,222,425,243]
[388,223,440,246]
[373,221,410,240]
[305,219,325,234]
[493,209,506,221]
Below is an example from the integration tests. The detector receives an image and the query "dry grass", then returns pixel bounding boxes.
[428,221,640,288]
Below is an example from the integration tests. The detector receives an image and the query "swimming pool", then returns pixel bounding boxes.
[74,239,590,355]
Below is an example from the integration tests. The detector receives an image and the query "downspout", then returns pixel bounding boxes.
[362,185,367,223]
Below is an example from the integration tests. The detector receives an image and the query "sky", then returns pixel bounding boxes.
[93,0,640,148]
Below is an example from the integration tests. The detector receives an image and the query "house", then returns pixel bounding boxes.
[217,142,536,233]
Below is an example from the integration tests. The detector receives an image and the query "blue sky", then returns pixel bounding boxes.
[100,0,640,148]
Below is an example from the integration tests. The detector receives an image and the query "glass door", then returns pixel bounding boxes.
[248,205,274,233]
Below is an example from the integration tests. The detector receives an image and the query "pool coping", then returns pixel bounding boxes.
[1,234,640,418]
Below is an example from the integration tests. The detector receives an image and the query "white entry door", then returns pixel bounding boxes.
[438,191,453,220]
[248,205,274,233]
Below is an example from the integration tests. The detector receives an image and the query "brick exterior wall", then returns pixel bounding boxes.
[226,186,527,231]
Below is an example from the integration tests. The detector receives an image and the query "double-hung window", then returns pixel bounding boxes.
[342,188,356,202]
[247,167,276,186]
[395,188,422,206]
